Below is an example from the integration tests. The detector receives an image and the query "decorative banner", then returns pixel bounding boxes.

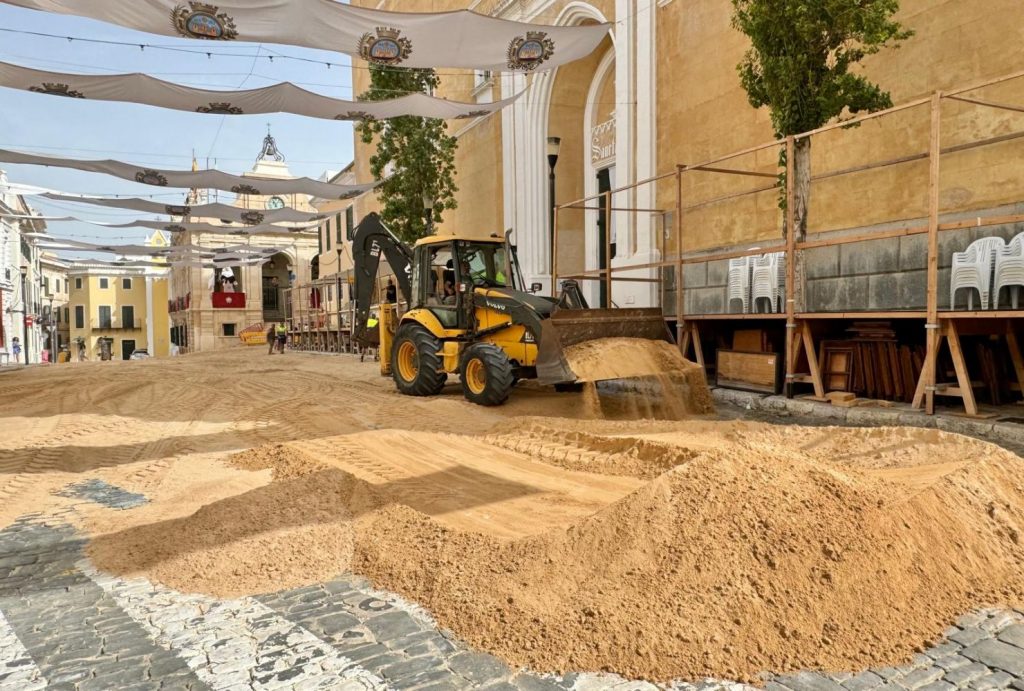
[28,235,279,258]
[0,0,609,72]
[2,213,317,235]
[0,148,376,199]
[0,61,519,121]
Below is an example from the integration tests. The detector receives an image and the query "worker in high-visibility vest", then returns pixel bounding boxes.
[367,314,379,330]
[274,322,288,354]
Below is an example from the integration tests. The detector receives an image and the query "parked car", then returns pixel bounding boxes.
[129,349,150,360]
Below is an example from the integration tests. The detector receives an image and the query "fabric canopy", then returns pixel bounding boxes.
[0,61,518,121]
[2,213,316,235]
[0,183,328,224]
[0,0,608,72]
[29,235,278,258]
[0,148,375,200]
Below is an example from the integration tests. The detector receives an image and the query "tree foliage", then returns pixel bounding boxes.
[731,0,912,235]
[357,65,458,243]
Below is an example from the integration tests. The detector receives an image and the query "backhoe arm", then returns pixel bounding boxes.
[351,213,413,343]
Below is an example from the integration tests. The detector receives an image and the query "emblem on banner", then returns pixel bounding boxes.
[196,102,243,114]
[171,2,238,41]
[164,224,187,233]
[339,190,362,200]
[455,109,492,120]
[507,31,555,71]
[358,27,412,65]
[334,111,376,122]
[29,82,85,98]
[165,204,192,216]
[231,184,261,195]
[241,211,265,225]
[135,169,169,186]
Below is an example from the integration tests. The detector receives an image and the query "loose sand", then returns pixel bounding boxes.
[2,349,1023,683]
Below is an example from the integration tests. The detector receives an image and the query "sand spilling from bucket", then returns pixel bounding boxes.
[88,420,1024,682]
[563,338,714,417]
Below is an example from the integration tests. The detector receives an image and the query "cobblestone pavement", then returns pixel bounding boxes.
[2,487,1024,691]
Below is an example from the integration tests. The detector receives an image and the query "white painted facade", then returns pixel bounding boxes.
[0,170,47,365]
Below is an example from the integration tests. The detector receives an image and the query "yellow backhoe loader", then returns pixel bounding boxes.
[351,213,673,406]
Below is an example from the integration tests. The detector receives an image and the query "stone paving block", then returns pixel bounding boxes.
[934,655,971,671]
[968,671,1016,690]
[448,651,511,685]
[365,611,425,641]
[380,655,444,681]
[981,613,1022,634]
[926,642,964,660]
[841,671,885,691]
[1000,625,1024,650]
[916,682,955,691]
[898,667,945,690]
[772,671,847,691]
[951,629,993,648]
[962,639,1024,676]
[514,675,570,691]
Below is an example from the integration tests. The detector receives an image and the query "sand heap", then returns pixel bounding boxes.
[88,422,1024,682]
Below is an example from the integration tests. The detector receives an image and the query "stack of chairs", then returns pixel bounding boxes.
[752,251,786,313]
[950,236,1005,310]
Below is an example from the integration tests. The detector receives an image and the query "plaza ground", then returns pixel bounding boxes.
[0,349,1023,690]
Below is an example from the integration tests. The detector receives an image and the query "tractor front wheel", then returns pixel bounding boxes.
[460,343,515,406]
[391,324,446,397]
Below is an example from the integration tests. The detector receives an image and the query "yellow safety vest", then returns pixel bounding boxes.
[367,318,379,329]
[275,324,287,336]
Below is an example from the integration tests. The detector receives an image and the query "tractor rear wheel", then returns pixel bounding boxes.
[460,342,515,406]
[391,324,446,397]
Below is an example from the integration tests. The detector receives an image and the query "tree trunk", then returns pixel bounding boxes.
[793,137,812,240]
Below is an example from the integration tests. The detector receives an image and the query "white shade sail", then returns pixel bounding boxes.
[29,235,278,258]
[0,183,330,224]
[0,148,376,199]
[3,213,316,235]
[0,61,519,121]
[0,0,608,72]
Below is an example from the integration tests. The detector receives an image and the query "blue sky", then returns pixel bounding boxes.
[0,3,356,251]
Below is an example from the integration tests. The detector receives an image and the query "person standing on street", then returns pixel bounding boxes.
[266,323,276,355]
[274,322,288,354]
[385,278,397,304]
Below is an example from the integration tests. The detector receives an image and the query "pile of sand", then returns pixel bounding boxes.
[88,422,1024,681]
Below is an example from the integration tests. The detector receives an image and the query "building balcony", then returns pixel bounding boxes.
[91,318,145,331]
[212,292,247,309]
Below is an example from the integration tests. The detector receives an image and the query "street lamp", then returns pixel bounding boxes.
[46,296,55,364]
[336,246,344,352]
[422,192,435,234]
[547,136,561,278]
[18,265,28,365]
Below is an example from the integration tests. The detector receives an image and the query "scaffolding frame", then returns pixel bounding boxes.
[551,65,1024,416]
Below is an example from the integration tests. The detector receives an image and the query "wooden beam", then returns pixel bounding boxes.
[925,92,943,415]
[551,193,559,298]
[675,166,685,328]
[801,321,826,399]
[944,321,979,416]
[690,322,705,368]
[680,319,691,359]
[691,165,778,179]
[604,190,613,308]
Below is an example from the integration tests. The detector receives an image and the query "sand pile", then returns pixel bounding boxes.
[89,422,1024,682]
[561,338,714,417]
[352,428,1024,681]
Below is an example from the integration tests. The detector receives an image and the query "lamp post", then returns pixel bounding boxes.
[546,136,561,281]
[46,296,56,364]
[336,246,344,353]
[18,265,28,365]
[422,192,435,235]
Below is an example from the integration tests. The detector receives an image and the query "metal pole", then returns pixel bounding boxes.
[549,166,556,286]
[675,166,684,346]
[551,206,560,298]
[604,190,612,308]
[784,136,797,398]
[19,271,29,365]
[336,248,343,353]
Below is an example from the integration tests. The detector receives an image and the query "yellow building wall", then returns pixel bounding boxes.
[150,278,170,358]
[69,273,170,359]
[656,0,1024,252]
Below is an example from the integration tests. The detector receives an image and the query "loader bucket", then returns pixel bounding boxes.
[535,308,675,385]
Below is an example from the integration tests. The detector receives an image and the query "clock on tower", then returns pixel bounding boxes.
[266,196,285,210]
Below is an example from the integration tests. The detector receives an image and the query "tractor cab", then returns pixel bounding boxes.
[411,236,515,330]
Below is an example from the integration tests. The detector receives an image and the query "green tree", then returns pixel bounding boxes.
[357,65,458,243]
[732,0,912,238]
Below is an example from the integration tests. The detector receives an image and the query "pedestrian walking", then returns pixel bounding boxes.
[266,323,276,355]
[11,338,21,361]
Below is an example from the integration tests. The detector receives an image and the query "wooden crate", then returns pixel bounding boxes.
[716,349,782,394]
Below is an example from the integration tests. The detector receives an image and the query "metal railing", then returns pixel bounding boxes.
[90,318,144,331]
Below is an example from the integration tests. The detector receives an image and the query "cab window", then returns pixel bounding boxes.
[457,243,509,288]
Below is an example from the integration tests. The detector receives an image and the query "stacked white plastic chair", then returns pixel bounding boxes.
[752,251,786,313]
[993,232,1024,309]
[727,256,753,313]
[949,236,1004,310]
